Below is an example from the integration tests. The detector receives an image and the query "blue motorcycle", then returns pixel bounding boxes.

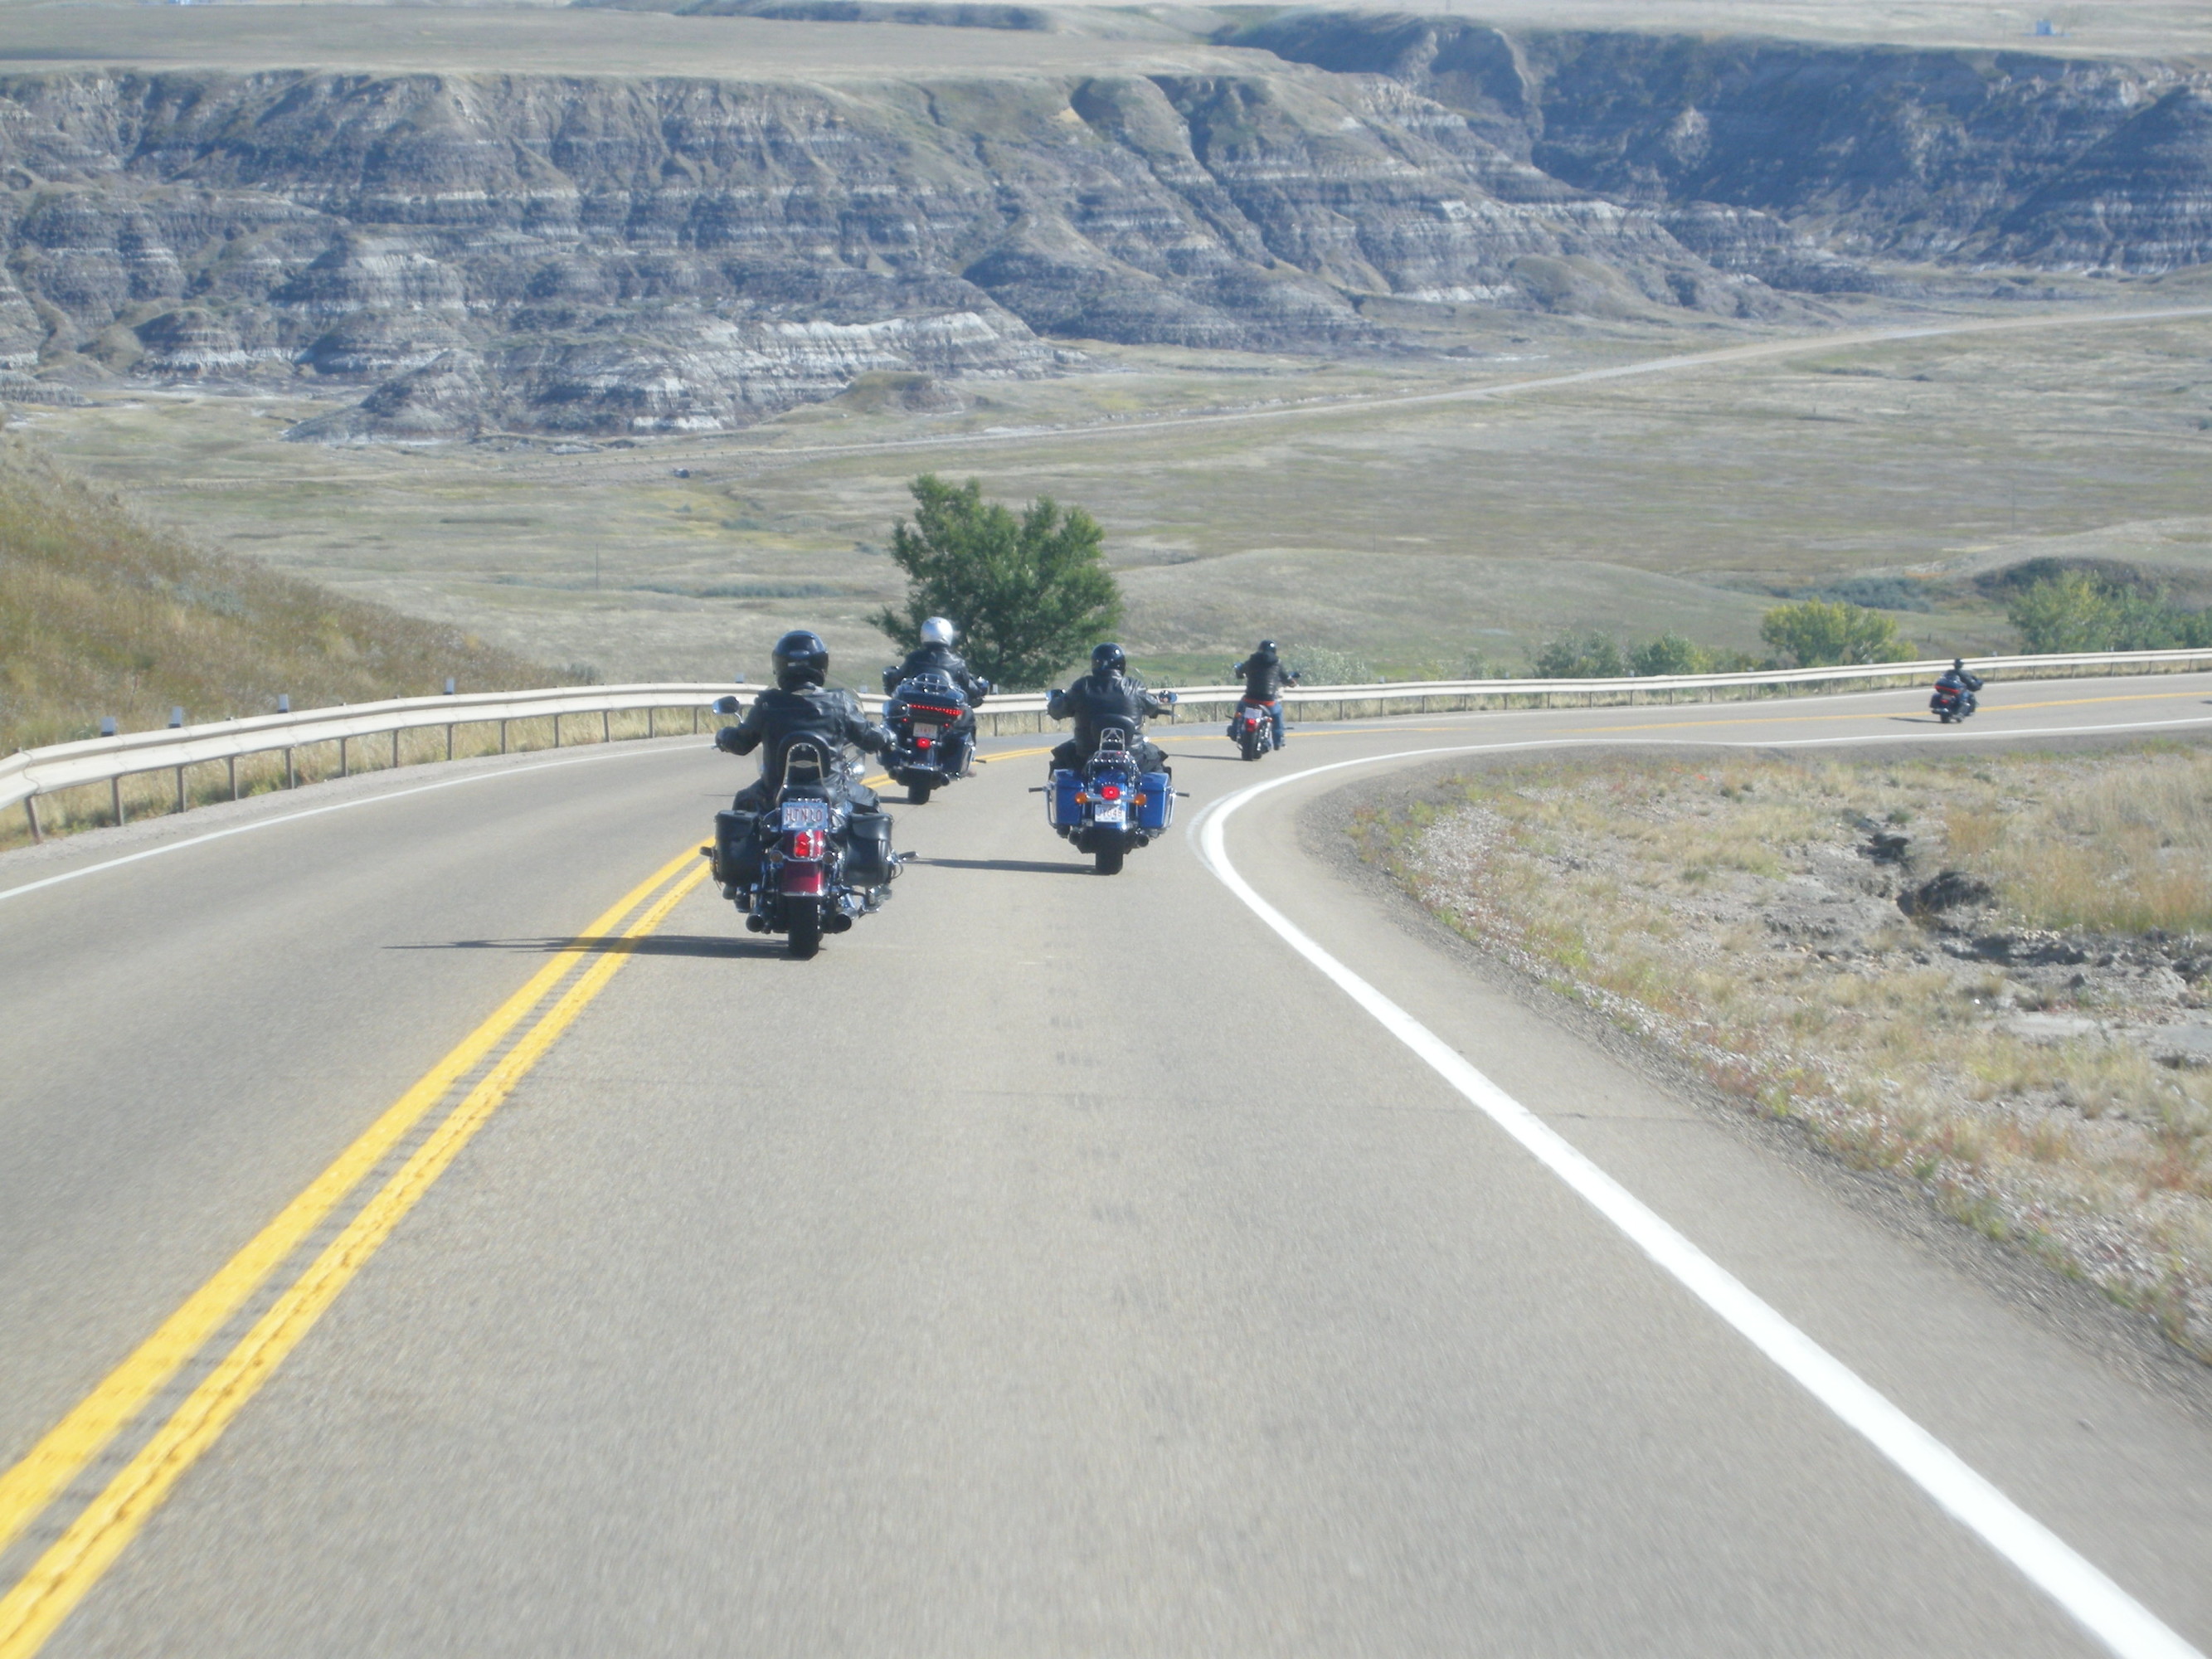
[1043,726,1175,875]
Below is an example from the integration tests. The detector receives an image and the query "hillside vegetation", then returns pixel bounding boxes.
[0,445,556,754]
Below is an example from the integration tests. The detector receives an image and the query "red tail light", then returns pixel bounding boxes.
[917,737,933,748]
[789,829,826,860]
[1100,784,1121,801]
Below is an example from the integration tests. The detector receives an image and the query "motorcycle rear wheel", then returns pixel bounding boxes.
[907,781,933,805]
[1094,844,1125,876]
[787,907,824,959]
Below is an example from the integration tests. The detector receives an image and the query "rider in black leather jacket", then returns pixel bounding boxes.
[1232,639,1298,748]
[1936,658,1984,697]
[883,618,992,707]
[719,630,892,811]
[883,617,990,771]
[1048,644,1172,775]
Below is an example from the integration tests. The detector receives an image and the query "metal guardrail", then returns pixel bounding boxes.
[8,649,2212,843]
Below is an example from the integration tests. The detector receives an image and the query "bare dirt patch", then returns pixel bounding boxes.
[1351,740,2212,1360]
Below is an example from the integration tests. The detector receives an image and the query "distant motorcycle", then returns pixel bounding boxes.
[882,672,977,805]
[1043,726,1175,876]
[1931,682,1979,723]
[709,732,899,959]
[1227,665,1296,761]
[1229,698,1276,761]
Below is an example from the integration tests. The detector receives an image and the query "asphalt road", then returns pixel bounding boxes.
[4,675,2212,1657]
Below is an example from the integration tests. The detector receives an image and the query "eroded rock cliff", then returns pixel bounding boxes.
[0,63,1786,437]
[1239,14,2212,275]
[0,13,2203,439]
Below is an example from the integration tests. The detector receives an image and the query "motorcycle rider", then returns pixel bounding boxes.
[1231,638,1299,750]
[1935,656,1984,714]
[718,629,892,812]
[1048,643,1173,776]
[883,615,990,771]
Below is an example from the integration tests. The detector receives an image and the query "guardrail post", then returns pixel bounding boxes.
[553,713,562,748]
[112,776,124,826]
[692,708,700,736]
[445,724,455,761]
[648,708,657,740]
[499,721,508,755]
[601,710,610,744]
[339,737,349,778]
[227,756,238,800]
[175,766,187,814]
[24,795,41,844]
[284,747,294,790]
[391,730,400,770]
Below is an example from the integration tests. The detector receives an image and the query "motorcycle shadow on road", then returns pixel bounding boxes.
[393,934,789,960]
[909,856,1094,876]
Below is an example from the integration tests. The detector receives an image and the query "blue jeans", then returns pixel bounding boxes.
[1236,699,1284,746]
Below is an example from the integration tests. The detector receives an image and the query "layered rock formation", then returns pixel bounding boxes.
[0,62,1790,437]
[0,14,2203,439]
[1240,14,2212,275]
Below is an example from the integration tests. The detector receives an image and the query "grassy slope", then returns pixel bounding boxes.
[0,443,561,753]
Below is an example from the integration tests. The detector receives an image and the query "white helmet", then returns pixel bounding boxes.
[920,616,956,646]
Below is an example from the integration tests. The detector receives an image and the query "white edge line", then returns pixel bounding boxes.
[1189,724,2211,1659]
[0,739,694,907]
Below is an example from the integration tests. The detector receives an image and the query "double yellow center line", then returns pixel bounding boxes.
[0,849,712,1657]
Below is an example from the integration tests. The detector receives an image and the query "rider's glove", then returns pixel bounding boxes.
[714,726,746,754]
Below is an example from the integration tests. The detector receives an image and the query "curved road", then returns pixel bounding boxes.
[4,676,2212,1656]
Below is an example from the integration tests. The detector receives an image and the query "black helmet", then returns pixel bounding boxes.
[772,629,830,691]
[1091,642,1126,676]
[1952,657,1966,671]
[1257,639,1278,655]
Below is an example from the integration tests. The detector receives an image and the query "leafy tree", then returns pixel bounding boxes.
[873,474,1121,688]
[1758,599,1915,667]
[1628,633,1709,676]
[1534,631,1626,678]
[2007,571,2212,652]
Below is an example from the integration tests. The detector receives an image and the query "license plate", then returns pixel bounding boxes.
[1095,804,1125,825]
[780,800,829,830]
[913,722,939,739]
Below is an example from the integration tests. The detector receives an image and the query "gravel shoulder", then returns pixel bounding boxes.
[1304,741,2212,1418]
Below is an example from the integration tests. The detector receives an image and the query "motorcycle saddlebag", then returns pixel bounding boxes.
[1048,770,1082,828]
[712,810,761,885]
[1136,771,1173,832]
[845,810,897,885]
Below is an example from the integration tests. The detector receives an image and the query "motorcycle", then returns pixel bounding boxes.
[1930,682,1979,723]
[1229,697,1278,761]
[882,672,975,805]
[1043,724,1176,876]
[708,729,900,959]
[1226,667,1297,761]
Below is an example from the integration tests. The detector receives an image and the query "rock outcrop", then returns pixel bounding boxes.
[1238,13,2212,274]
[0,13,2204,439]
[0,63,1789,437]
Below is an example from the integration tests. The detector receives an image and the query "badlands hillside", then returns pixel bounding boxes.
[0,2,2205,440]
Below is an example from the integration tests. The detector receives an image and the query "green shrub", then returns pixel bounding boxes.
[1759,599,1915,667]
[873,474,1121,689]
[2006,571,2212,653]
[1535,631,1627,678]
[1628,633,1708,676]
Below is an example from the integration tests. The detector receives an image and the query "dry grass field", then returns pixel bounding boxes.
[1357,742,2212,1358]
[17,296,2211,686]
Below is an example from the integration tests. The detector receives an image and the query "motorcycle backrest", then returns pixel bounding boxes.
[780,736,834,789]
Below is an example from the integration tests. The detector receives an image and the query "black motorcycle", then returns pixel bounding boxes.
[708,733,899,959]
[1931,682,1979,723]
[882,672,976,805]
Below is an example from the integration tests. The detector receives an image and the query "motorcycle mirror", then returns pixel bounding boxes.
[712,695,741,716]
